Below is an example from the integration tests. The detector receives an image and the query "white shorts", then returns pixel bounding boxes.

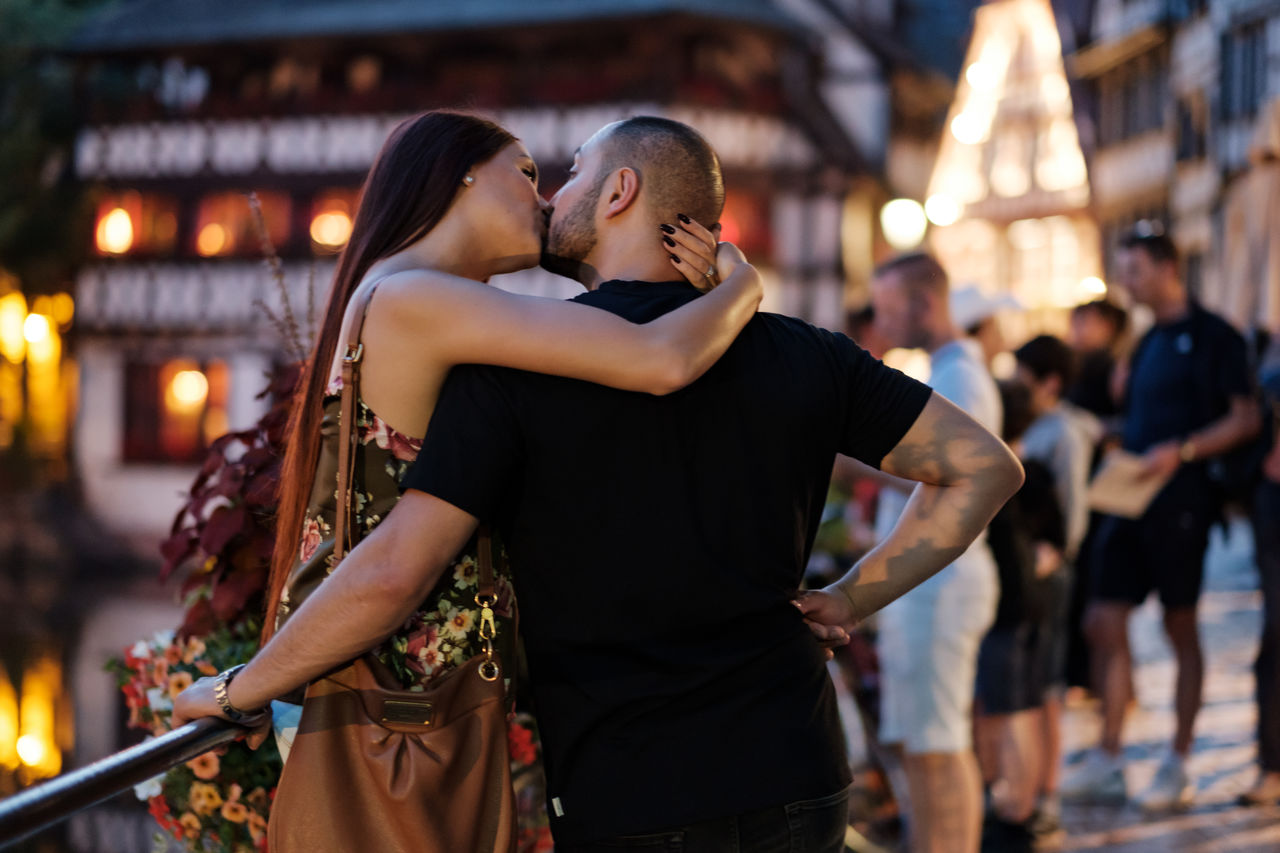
[876,565,997,755]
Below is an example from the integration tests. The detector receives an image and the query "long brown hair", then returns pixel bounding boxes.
[261,111,515,644]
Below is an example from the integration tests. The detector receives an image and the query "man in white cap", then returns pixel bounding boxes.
[951,284,1024,371]
[868,254,1005,853]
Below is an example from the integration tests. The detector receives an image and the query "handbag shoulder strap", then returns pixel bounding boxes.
[331,279,498,602]
[334,281,379,564]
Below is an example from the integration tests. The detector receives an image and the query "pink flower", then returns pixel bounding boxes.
[298,517,324,564]
[405,625,437,660]
[365,415,422,462]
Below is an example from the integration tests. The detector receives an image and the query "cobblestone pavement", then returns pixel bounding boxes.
[1056,520,1280,852]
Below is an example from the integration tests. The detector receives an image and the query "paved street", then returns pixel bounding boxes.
[1056,519,1280,852]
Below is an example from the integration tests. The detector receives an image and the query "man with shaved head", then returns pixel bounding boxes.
[179,117,1021,852]
[543,116,726,287]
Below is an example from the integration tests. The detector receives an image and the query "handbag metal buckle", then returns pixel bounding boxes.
[381,699,434,726]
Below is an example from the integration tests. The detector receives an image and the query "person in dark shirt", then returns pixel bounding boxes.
[1063,232,1260,812]
[975,380,1066,852]
[174,117,1023,853]
[1065,299,1127,423]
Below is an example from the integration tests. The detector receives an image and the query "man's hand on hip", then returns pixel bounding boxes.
[794,591,857,642]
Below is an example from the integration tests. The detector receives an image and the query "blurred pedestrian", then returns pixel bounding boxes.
[865,255,1004,853]
[1064,231,1260,811]
[1065,299,1128,424]
[1242,336,1280,806]
[974,379,1065,853]
[847,303,890,361]
[951,285,1023,373]
[1061,300,1128,695]
[1012,335,1100,840]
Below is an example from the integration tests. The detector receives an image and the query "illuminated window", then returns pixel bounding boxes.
[93,192,179,256]
[123,359,230,464]
[310,189,360,252]
[719,190,772,260]
[193,191,290,257]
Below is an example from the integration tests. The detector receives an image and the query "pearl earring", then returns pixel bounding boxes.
[463,175,475,186]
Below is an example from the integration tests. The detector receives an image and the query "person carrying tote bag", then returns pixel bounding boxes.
[267,284,516,853]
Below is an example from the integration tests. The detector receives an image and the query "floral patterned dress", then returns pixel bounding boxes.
[274,377,518,688]
[274,380,551,849]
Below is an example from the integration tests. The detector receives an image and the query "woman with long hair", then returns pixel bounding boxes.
[173,109,759,834]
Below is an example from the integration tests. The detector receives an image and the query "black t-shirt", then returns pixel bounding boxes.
[986,459,1064,628]
[1067,349,1119,419]
[1123,302,1249,454]
[402,280,931,843]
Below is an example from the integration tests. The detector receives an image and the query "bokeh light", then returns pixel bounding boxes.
[95,208,134,254]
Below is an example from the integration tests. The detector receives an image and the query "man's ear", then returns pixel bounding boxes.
[601,167,641,220]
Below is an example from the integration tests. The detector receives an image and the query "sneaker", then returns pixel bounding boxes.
[1135,753,1194,812]
[1060,751,1127,804]
[1028,795,1065,849]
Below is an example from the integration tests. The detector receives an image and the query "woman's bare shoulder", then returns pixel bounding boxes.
[367,268,479,305]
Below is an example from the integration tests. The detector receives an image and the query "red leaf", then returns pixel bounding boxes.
[158,530,198,580]
[209,467,247,499]
[249,527,276,561]
[210,568,265,622]
[200,504,251,555]
[180,569,213,598]
[241,446,276,470]
[179,597,216,639]
[244,464,280,508]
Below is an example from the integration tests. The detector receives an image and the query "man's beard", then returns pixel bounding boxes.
[540,186,599,284]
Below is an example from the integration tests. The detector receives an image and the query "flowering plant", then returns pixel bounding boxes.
[107,622,281,852]
[509,712,554,853]
[106,356,299,852]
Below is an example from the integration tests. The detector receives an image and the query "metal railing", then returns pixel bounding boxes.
[0,718,239,849]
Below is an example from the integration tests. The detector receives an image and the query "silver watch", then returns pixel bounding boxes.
[213,664,262,723]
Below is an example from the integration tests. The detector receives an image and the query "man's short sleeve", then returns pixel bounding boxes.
[400,365,522,521]
[829,332,933,467]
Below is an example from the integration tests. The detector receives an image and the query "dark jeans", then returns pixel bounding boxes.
[556,787,849,853]
[1255,481,1280,772]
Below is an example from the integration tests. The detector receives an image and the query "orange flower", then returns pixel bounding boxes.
[168,671,194,698]
[187,752,220,781]
[165,644,183,664]
[189,782,223,816]
[196,660,218,676]
[221,800,249,823]
[247,811,268,843]
[179,812,202,840]
[182,636,207,664]
[246,787,270,811]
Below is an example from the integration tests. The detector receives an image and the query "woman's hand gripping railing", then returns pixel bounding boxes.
[0,717,240,849]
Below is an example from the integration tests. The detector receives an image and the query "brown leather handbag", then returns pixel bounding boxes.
[268,282,517,853]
